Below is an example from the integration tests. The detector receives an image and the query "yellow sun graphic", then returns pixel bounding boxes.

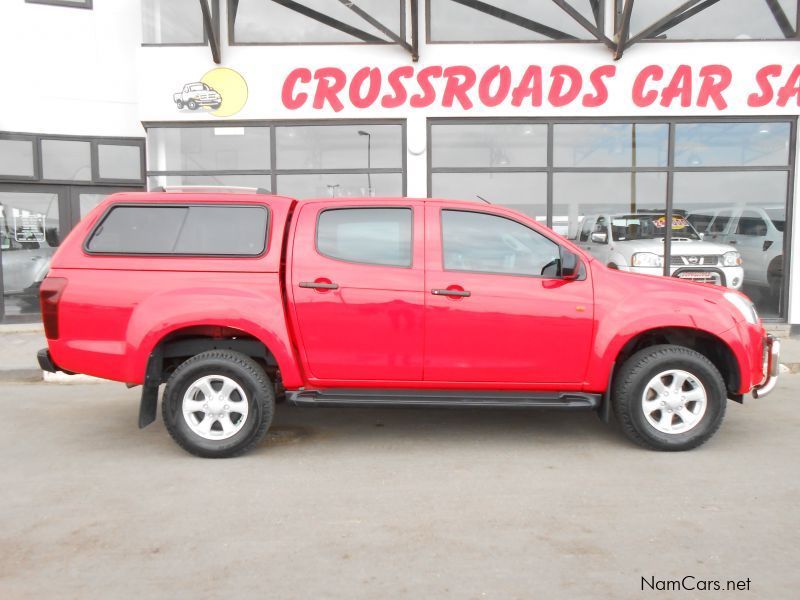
[200,67,248,117]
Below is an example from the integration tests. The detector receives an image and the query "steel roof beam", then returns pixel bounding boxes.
[614,0,634,59]
[336,0,415,58]
[551,0,615,50]
[269,0,384,43]
[199,0,221,64]
[764,0,796,38]
[449,0,578,40]
[625,0,716,49]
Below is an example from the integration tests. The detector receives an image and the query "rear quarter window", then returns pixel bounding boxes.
[85,204,269,256]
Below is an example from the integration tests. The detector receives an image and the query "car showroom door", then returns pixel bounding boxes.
[290,201,425,382]
[424,205,594,385]
[0,184,68,322]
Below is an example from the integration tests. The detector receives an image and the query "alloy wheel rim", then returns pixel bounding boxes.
[182,375,249,440]
[641,369,707,434]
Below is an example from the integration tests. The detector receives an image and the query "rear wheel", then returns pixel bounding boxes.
[613,345,726,451]
[175,100,184,109]
[162,350,274,458]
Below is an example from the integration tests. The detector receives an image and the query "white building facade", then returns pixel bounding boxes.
[1,0,799,327]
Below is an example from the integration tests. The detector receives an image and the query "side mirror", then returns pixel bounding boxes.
[590,231,608,244]
[560,249,580,280]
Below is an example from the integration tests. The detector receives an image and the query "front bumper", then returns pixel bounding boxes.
[625,265,743,289]
[752,335,780,398]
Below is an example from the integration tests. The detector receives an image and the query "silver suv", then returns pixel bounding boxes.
[576,212,744,289]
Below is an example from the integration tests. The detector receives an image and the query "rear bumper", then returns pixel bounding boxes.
[752,336,780,399]
[37,348,75,375]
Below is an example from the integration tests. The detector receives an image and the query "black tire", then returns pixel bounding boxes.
[613,345,726,451]
[187,99,198,110]
[162,350,274,458]
[176,100,184,109]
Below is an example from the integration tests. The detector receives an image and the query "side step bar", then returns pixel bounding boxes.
[286,389,601,410]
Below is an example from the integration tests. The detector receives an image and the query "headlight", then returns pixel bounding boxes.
[631,252,664,268]
[722,251,742,266]
[724,292,759,325]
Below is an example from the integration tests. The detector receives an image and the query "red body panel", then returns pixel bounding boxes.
[42,192,769,397]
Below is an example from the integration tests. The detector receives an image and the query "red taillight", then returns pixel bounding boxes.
[39,277,67,339]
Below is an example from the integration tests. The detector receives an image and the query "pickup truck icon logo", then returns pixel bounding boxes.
[172,68,248,117]
[174,82,222,111]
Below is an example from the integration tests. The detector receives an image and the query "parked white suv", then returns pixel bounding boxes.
[576,213,744,289]
[687,206,784,299]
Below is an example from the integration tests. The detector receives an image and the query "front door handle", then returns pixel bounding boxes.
[299,281,339,290]
[431,288,471,297]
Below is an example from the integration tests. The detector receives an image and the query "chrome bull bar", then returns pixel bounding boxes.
[752,335,780,399]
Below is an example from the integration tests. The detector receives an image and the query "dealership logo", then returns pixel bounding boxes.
[173,67,248,117]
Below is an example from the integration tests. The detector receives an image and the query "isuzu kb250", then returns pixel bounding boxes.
[38,189,780,457]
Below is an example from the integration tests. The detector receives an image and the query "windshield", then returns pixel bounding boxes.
[611,214,701,241]
[764,208,785,232]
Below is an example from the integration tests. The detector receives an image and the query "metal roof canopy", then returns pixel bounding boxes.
[206,0,799,64]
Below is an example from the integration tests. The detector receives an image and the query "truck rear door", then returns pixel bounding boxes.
[289,201,425,383]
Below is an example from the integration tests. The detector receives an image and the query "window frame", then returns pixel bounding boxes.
[614,0,800,43]
[143,119,407,198]
[83,202,270,257]
[314,206,414,268]
[25,0,92,9]
[439,207,564,279]
[227,0,406,46]
[0,131,145,187]
[140,0,217,48]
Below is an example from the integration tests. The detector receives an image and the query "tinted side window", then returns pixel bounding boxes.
[709,211,732,233]
[442,210,560,277]
[735,211,768,236]
[317,208,412,267]
[87,205,268,255]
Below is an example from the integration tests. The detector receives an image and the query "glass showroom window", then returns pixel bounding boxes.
[430,122,548,221]
[428,0,603,42]
[674,122,793,319]
[428,118,794,319]
[275,124,404,198]
[147,126,272,190]
[623,0,799,41]
[229,0,403,44]
[146,122,405,198]
[142,0,208,44]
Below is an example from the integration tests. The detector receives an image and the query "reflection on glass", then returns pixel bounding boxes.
[554,123,668,167]
[41,139,91,181]
[675,122,790,167]
[147,127,270,172]
[629,0,798,40]
[431,123,547,168]
[675,171,788,317]
[430,0,595,41]
[0,192,60,320]
[141,0,204,44]
[0,139,35,177]
[276,125,402,170]
[277,173,402,198]
[431,172,547,223]
[233,0,400,42]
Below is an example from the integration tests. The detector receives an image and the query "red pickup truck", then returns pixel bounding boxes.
[37,189,780,458]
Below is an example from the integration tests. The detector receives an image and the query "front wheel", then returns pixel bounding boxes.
[162,350,274,458]
[187,99,198,110]
[613,345,726,451]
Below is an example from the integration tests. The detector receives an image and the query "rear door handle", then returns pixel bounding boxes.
[431,288,471,297]
[299,281,339,290]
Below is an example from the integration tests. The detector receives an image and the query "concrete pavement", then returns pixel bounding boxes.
[1,377,798,598]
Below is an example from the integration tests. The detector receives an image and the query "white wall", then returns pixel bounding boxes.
[0,0,143,137]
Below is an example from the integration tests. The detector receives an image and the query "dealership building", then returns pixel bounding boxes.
[1,0,799,328]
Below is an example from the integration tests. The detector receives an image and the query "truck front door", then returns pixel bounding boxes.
[424,206,594,385]
[289,202,425,383]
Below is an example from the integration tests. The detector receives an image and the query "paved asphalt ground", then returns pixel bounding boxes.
[1,378,798,599]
